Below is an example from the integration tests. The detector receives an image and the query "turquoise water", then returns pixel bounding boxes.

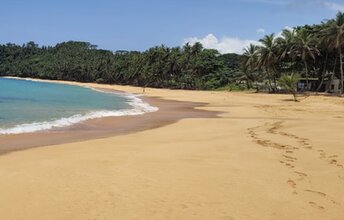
[0,78,157,134]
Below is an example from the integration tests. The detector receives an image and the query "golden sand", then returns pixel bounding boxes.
[0,78,343,219]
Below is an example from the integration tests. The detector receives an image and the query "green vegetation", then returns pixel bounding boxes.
[279,73,301,101]
[242,12,344,94]
[1,12,344,93]
[0,42,242,90]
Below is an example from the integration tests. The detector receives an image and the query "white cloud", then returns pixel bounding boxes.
[256,28,266,34]
[324,1,344,11]
[183,34,260,54]
[276,26,294,38]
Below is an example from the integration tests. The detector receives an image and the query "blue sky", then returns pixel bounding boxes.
[0,0,343,53]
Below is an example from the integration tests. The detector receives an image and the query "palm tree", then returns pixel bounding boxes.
[258,34,279,92]
[279,73,301,101]
[276,28,296,60]
[243,44,260,91]
[243,44,259,70]
[314,24,332,92]
[320,12,344,94]
[291,28,319,90]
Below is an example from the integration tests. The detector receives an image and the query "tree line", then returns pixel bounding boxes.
[242,12,344,94]
[0,41,241,90]
[1,12,343,93]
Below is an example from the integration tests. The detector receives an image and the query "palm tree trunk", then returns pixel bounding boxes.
[267,74,273,92]
[316,52,328,92]
[333,55,338,74]
[304,60,309,91]
[340,48,344,94]
[273,75,278,92]
[326,56,338,93]
[255,82,260,93]
[292,92,298,102]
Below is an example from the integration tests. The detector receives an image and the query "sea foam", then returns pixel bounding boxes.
[0,91,158,135]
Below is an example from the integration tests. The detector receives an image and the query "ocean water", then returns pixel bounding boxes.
[0,78,157,134]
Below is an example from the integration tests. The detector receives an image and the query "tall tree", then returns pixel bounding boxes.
[243,44,259,72]
[292,28,319,90]
[258,34,279,91]
[243,44,261,90]
[276,28,296,60]
[320,12,344,94]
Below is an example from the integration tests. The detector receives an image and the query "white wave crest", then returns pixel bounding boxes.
[0,92,158,135]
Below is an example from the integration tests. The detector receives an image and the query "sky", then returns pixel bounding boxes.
[0,0,343,54]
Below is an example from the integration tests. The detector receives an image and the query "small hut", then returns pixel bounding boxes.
[297,78,318,91]
[325,77,340,93]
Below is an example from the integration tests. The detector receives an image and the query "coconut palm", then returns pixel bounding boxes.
[291,28,319,90]
[320,12,344,94]
[276,28,296,60]
[314,24,332,92]
[279,73,301,101]
[258,34,279,91]
[243,44,262,91]
[243,44,259,71]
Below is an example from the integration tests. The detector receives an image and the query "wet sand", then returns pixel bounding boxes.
[0,77,344,220]
[0,96,218,155]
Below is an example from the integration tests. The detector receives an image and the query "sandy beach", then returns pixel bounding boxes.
[0,78,344,219]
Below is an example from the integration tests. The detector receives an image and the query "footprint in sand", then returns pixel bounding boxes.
[319,152,327,159]
[305,189,327,197]
[309,201,325,210]
[283,154,297,161]
[329,159,338,165]
[295,171,307,177]
[295,171,308,181]
[327,156,343,168]
[285,163,295,168]
[278,130,313,149]
[331,200,339,205]
[287,179,296,188]
[315,152,343,168]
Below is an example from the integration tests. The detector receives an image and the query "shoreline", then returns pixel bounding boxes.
[0,77,343,219]
[0,77,218,155]
[0,77,159,135]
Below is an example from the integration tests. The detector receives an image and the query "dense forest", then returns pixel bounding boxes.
[0,41,242,90]
[1,12,344,92]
